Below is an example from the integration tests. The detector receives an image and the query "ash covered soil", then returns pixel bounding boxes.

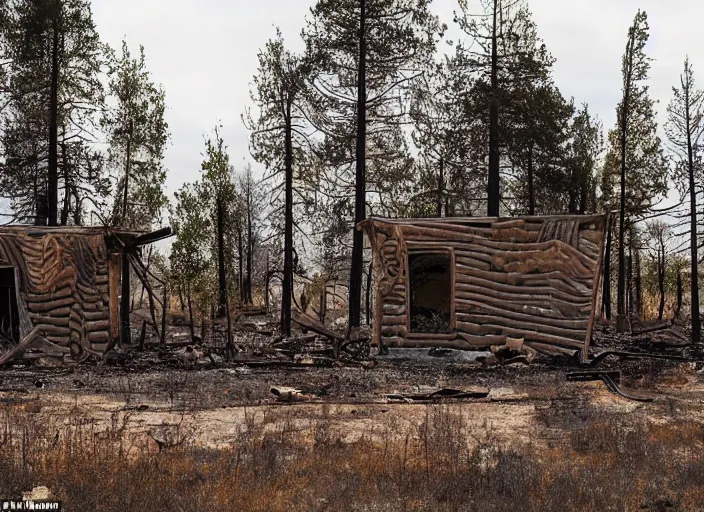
[2,329,704,452]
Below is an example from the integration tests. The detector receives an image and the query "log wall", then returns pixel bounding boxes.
[360,215,608,357]
[0,227,116,359]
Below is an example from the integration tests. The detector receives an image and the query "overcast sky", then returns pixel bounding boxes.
[88,0,703,206]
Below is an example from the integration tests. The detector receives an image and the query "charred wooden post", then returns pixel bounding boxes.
[225,295,234,360]
[120,251,132,345]
[138,320,147,350]
[161,284,168,345]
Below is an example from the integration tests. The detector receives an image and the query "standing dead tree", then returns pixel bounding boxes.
[666,57,704,342]
[646,220,670,322]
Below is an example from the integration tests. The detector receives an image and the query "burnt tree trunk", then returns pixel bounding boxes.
[487,0,500,217]
[366,261,372,325]
[216,196,227,317]
[187,285,195,341]
[122,119,133,224]
[178,284,186,314]
[658,244,665,322]
[246,197,253,304]
[527,144,535,215]
[320,284,327,324]
[617,32,634,333]
[686,89,701,341]
[265,252,270,312]
[676,269,683,319]
[626,249,632,317]
[579,171,589,215]
[348,0,367,331]
[281,99,294,336]
[33,173,43,225]
[437,156,444,218]
[602,224,612,320]
[60,139,69,225]
[225,294,234,360]
[238,225,244,305]
[634,247,642,318]
[160,284,167,345]
[72,186,81,225]
[47,14,59,227]
[120,252,131,345]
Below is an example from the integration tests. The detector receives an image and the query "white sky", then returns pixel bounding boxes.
[89,0,704,207]
[1,0,698,222]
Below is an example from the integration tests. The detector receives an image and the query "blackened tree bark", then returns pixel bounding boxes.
[60,139,69,225]
[282,100,294,336]
[365,261,372,325]
[527,144,535,215]
[178,284,185,314]
[120,253,131,344]
[602,225,612,320]
[688,121,701,339]
[348,0,367,331]
[487,0,500,217]
[47,12,59,227]
[246,193,253,304]
[320,284,327,324]
[617,55,632,332]
[676,270,683,319]
[658,239,665,321]
[634,247,642,318]
[264,251,270,312]
[626,247,632,316]
[121,120,133,224]
[436,156,444,218]
[216,197,227,317]
[238,223,244,305]
[187,283,195,341]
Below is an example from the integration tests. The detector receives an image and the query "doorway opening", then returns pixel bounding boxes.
[0,267,19,344]
[408,252,452,334]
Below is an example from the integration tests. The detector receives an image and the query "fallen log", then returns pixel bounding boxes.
[292,310,345,341]
[385,387,489,403]
[631,321,673,335]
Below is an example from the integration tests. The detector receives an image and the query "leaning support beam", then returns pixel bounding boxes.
[0,327,45,366]
[583,213,609,361]
[127,253,161,342]
[130,227,173,248]
[292,309,345,341]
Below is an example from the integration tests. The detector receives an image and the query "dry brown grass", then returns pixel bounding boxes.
[1,404,703,511]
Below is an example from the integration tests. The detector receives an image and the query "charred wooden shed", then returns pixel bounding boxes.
[0,225,171,363]
[358,215,608,360]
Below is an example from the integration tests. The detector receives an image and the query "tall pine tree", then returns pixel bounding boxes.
[303,0,441,330]
[606,10,667,332]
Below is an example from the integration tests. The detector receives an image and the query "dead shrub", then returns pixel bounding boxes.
[0,405,703,511]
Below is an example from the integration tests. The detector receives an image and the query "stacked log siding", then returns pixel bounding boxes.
[0,226,127,359]
[359,215,608,358]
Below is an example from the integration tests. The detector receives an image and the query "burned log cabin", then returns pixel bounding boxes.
[0,225,171,364]
[359,215,609,360]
